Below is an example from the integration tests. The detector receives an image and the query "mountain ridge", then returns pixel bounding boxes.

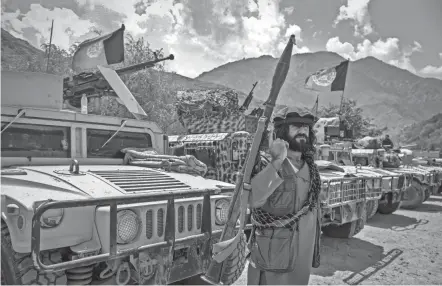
[2,27,441,142]
[196,51,442,139]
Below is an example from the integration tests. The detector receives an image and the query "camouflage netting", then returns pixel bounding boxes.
[176,89,240,120]
[353,136,383,149]
[176,89,261,134]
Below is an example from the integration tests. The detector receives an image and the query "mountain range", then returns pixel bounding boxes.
[2,28,442,143]
[197,52,442,141]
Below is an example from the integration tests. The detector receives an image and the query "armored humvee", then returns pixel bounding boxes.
[314,117,406,221]
[350,138,434,209]
[0,60,247,285]
[174,94,377,238]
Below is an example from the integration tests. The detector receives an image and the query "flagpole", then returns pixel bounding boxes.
[46,19,54,73]
[338,58,350,115]
[315,93,319,118]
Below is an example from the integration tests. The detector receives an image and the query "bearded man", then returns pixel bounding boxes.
[247,107,322,285]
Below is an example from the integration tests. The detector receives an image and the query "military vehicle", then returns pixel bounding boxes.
[168,131,252,185]
[350,139,433,209]
[174,94,376,238]
[1,57,248,285]
[313,117,406,219]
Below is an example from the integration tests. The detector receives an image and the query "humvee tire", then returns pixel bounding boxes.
[179,232,247,285]
[366,200,379,219]
[423,187,431,202]
[1,220,67,285]
[321,209,366,239]
[377,192,401,214]
[401,186,425,210]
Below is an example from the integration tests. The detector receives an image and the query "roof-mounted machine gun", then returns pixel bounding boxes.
[239,81,258,112]
[63,54,175,108]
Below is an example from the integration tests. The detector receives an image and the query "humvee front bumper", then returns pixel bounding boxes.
[31,188,243,284]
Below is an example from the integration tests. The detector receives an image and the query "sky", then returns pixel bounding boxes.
[2,0,442,79]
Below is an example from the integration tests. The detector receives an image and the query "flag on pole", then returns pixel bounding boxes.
[304,60,349,92]
[72,24,125,72]
[311,94,319,118]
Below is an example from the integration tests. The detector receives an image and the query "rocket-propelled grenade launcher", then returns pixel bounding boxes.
[63,54,174,107]
[201,35,297,285]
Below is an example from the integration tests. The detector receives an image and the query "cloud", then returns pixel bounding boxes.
[419,65,442,80]
[325,36,422,73]
[129,0,309,77]
[334,0,373,36]
[284,6,294,15]
[312,31,322,38]
[1,3,95,50]
[2,0,311,78]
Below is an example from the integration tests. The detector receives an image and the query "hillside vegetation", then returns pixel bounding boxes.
[1,28,261,135]
[197,52,442,141]
[2,28,440,148]
[397,113,442,150]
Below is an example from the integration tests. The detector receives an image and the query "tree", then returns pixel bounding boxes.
[4,28,186,135]
[318,98,386,138]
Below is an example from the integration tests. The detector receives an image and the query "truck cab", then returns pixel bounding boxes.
[1,69,246,285]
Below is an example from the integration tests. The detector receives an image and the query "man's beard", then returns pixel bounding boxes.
[288,134,310,152]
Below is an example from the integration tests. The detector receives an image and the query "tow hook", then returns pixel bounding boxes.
[116,262,131,285]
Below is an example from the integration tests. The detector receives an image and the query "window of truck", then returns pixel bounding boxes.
[1,123,70,158]
[87,128,152,158]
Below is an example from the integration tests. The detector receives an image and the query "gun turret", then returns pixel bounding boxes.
[63,54,174,107]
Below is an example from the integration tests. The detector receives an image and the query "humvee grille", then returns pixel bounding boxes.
[146,203,203,239]
[322,179,365,206]
[91,170,191,192]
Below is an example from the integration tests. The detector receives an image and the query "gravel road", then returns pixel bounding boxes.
[233,194,442,285]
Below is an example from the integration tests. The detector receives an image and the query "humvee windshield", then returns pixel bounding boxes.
[1,123,70,158]
[328,151,352,165]
[87,128,152,158]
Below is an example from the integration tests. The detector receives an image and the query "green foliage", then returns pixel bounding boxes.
[98,33,185,134]
[397,113,442,150]
[3,29,186,135]
[318,98,387,138]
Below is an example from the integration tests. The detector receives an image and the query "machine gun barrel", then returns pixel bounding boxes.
[114,54,174,76]
[63,54,175,101]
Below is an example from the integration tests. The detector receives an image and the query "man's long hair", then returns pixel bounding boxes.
[273,123,321,211]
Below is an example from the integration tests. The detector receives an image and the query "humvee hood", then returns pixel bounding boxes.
[1,165,235,208]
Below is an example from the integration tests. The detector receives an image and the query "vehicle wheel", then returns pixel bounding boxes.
[1,220,66,285]
[179,232,247,285]
[401,186,424,210]
[378,200,401,214]
[366,200,379,219]
[322,208,366,239]
[423,188,431,202]
[219,232,247,285]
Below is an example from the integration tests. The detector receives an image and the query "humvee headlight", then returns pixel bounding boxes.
[117,210,141,244]
[40,208,64,229]
[215,199,230,226]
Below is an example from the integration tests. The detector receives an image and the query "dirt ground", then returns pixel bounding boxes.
[233,195,442,285]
